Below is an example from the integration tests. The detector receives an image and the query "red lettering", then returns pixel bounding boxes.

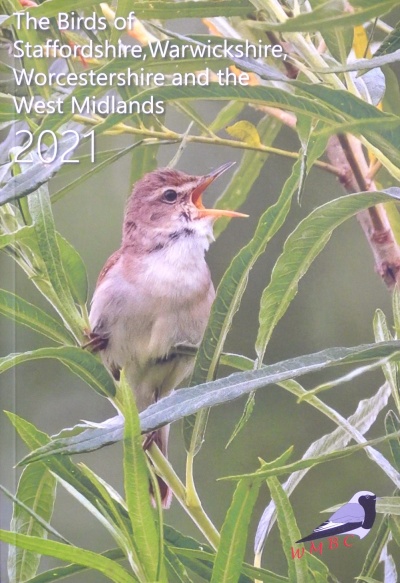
[291,546,305,559]
[328,537,339,550]
[309,541,323,555]
[343,535,354,547]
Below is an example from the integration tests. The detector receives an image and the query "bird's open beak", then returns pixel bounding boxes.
[191,161,249,218]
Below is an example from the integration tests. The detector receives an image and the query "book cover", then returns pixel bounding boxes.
[1,1,400,582]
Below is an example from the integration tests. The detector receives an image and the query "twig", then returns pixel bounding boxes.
[327,135,400,289]
[72,115,342,177]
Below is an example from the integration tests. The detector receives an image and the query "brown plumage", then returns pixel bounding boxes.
[88,163,246,507]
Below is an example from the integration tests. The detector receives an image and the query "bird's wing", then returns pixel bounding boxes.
[329,502,365,524]
[309,502,364,534]
[96,249,122,286]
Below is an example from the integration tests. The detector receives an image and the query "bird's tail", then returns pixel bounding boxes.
[144,424,172,509]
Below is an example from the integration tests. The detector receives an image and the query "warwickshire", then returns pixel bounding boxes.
[12,39,284,60]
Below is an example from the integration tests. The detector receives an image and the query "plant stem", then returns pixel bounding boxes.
[327,135,400,289]
[148,443,220,550]
[72,115,342,177]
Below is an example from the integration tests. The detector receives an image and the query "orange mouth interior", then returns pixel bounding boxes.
[191,162,249,219]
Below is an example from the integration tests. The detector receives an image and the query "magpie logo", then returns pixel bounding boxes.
[297,491,377,544]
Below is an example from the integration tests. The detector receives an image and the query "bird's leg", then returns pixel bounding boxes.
[143,431,158,451]
[82,329,109,352]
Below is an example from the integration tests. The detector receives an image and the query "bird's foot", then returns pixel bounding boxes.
[82,330,109,353]
[143,431,159,451]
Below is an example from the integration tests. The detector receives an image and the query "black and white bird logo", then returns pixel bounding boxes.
[296,491,377,543]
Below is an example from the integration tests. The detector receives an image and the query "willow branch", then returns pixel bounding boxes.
[72,114,342,177]
[327,134,400,289]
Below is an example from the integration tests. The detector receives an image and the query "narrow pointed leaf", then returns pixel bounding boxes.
[359,515,391,581]
[3,1,253,25]
[120,372,165,582]
[19,549,126,583]
[266,477,309,583]
[385,411,400,471]
[0,531,135,583]
[210,479,261,583]
[56,234,88,306]
[18,341,400,463]
[185,156,303,455]
[0,226,35,249]
[213,115,282,238]
[0,289,74,344]
[252,0,399,32]
[27,185,83,335]
[7,465,57,582]
[222,432,400,481]
[0,135,81,205]
[255,188,400,364]
[0,347,115,397]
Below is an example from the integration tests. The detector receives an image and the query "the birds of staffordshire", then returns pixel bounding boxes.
[296,491,377,543]
[88,162,246,506]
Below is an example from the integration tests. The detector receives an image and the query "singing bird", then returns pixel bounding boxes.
[296,491,377,543]
[88,162,246,506]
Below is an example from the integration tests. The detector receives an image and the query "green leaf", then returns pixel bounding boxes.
[171,548,288,582]
[312,48,400,73]
[0,289,74,344]
[389,514,400,546]
[0,346,115,397]
[374,20,400,57]
[0,93,18,122]
[18,341,400,463]
[184,157,303,454]
[7,465,57,582]
[358,515,391,581]
[119,371,165,582]
[164,547,193,583]
[266,477,309,583]
[91,82,400,181]
[385,411,400,471]
[27,184,84,336]
[211,479,260,583]
[5,411,121,515]
[375,497,400,514]
[0,530,135,583]
[373,310,400,412]
[255,188,400,364]
[222,432,400,481]
[0,225,34,249]
[225,392,255,449]
[18,549,126,583]
[3,1,253,26]
[5,0,51,99]
[322,24,353,63]
[0,134,82,205]
[251,0,399,32]
[56,234,88,306]
[109,0,132,45]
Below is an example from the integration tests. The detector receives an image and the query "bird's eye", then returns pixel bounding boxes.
[162,189,178,203]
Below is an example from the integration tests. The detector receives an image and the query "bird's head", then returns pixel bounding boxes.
[349,491,377,505]
[122,162,247,245]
